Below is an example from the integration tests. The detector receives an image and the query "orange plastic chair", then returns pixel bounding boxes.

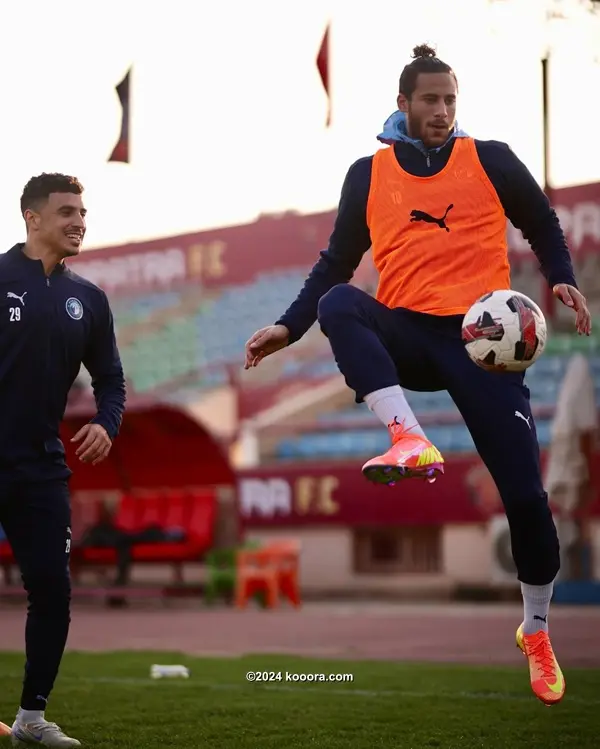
[234,540,301,609]
[267,541,301,608]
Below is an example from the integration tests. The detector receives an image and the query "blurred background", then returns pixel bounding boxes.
[1,0,600,609]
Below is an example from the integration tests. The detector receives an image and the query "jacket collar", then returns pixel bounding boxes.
[377,110,469,159]
[8,243,66,274]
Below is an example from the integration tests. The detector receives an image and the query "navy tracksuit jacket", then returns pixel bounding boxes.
[0,243,126,480]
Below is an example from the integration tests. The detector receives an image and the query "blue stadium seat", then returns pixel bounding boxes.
[528,378,558,406]
[534,420,553,448]
[528,355,565,378]
[448,425,475,452]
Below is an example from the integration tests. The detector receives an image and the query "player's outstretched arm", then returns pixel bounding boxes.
[484,141,591,335]
[244,324,289,369]
[552,283,591,335]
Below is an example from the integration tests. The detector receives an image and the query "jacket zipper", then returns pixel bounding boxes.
[44,274,52,432]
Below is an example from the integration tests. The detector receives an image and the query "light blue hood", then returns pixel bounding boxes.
[377,110,469,158]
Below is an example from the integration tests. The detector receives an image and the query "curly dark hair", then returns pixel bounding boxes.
[399,43,457,99]
[20,172,84,216]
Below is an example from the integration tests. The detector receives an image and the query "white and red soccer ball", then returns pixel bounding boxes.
[461,289,547,373]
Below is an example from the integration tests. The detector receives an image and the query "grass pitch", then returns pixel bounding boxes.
[1,652,599,748]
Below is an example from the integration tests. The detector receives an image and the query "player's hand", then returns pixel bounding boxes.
[71,423,112,465]
[553,284,592,336]
[244,325,290,369]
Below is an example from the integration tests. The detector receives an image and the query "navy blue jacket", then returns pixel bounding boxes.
[276,138,578,344]
[0,244,126,480]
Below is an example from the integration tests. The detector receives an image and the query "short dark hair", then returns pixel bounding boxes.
[399,44,457,99]
[20,172,84,216]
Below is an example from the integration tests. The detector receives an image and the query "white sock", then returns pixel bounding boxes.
[521,581,554,634]
[364,386,426,438]
[17,708,44,724]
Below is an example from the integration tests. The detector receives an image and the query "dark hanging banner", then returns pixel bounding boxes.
[109,67,131,163]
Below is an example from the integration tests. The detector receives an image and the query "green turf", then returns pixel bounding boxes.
[1,652,599,748]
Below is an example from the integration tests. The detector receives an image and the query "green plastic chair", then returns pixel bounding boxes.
[204,541,264,606]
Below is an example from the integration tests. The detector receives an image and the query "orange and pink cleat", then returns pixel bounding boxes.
[516,624,566,705]
[361,417,444,486]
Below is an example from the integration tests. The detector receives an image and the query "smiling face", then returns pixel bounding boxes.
[24,192,87,258]
[397,72,457,148]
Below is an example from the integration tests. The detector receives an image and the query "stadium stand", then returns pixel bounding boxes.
[113,271,311,394]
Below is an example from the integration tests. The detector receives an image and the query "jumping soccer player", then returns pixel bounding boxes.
[0,173,126,746]
[244,44,591,705]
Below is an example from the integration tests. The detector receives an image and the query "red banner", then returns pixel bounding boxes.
[237,453,600,528]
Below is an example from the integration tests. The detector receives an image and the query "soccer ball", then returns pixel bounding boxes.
[461,290,547,373]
